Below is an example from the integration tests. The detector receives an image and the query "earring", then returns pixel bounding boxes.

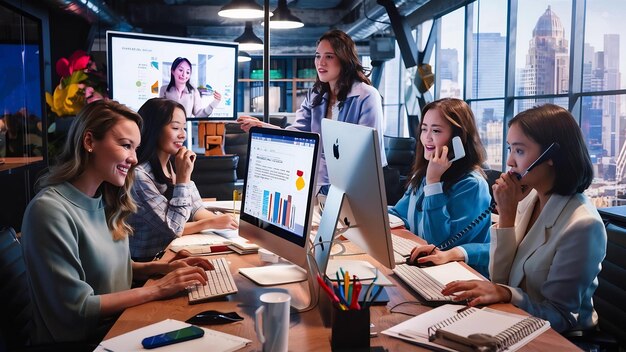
[88,148,93,153]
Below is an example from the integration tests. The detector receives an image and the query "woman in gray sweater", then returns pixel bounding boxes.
[21,100,213,344]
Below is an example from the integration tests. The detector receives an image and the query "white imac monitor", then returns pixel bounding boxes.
[238,126,320,273]
[315,119,396,273]
[106,31,238,120]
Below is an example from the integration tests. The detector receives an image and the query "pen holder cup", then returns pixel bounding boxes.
[330,306,370,351]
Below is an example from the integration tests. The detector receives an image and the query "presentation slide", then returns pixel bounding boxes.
[244,135,317,238]
[108,32,237,119]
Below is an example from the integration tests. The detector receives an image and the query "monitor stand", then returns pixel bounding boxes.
[239,263,307,286]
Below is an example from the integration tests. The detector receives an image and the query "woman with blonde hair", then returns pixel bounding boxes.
[21,100,212,344]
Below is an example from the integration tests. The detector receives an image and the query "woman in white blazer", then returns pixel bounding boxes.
[442,104,607,333]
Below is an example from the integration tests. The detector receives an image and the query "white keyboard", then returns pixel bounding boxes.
[188,257,238,304]
[393,264,455,302]
[391,234,418,257]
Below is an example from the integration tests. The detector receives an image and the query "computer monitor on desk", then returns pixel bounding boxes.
[237,126,320,310]
[314,119,395,274]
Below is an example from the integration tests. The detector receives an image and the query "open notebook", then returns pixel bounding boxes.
[382,304,550,352]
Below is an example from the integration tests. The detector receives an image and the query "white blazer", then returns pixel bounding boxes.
[490,189,606,332]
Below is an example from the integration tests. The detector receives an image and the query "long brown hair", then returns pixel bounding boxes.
[40,100,143,240]
[409,98,486,191]
[312,29,371,107]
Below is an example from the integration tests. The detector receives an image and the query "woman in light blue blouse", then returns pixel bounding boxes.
[389,98,491,277]
[237,29,386,195]
[128,98,237,261]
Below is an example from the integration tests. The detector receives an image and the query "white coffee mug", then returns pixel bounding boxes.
[255,292,291,352]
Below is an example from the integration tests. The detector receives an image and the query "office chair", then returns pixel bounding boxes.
[0,227,96,352]
[191,155,240,200]
[564,207,626,351]
[384,135,416,179]
[0,226,32,350]
[383,136,416,205]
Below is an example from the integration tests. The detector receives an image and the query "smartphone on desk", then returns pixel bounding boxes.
[141,325,204,349]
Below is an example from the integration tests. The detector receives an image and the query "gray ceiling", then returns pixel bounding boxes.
[51,0,445,55]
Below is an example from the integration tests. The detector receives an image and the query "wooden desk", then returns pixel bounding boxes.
[0,156,43,173]
[104,233,578,351]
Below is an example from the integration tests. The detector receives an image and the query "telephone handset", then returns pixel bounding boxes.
[448,136,466,162]
[436,142,560,251]
[512,142,560,180]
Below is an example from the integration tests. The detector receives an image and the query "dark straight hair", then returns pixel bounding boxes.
[166,57,195,93]
[136,98,186,197]
[508,104,593,195]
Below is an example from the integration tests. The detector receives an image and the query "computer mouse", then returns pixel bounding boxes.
[405,253,435,268]
[186,310,244,325]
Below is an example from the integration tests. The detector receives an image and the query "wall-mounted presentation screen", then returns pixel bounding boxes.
[106,31,238,120]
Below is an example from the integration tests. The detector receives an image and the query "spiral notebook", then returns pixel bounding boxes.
[382,304,550,352]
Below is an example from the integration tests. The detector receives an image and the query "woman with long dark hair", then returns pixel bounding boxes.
[237,29,386,194]
[128,98,237,262]
[389,98,491,277]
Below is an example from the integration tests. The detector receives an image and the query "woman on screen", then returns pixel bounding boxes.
[389,98,491,277]
[441,104,606,333]
[159,57,222,117]
[20,100,213,344]
[237,29,386,195]
[128,98,238,262]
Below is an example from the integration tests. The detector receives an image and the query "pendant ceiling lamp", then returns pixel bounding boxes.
[238,51,252,62]
[262,0,304,29]
[235,22,264,51]
[218,0,270,19]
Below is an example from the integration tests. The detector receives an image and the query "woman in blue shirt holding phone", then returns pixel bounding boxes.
[389,98,491,277]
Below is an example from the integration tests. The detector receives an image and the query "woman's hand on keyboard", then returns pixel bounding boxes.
[168,257,215,272]
[151,266,209,297]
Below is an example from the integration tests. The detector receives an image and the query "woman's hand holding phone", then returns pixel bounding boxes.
[425,145,452,184]
[492,172,529,227]
[174,147,196,184]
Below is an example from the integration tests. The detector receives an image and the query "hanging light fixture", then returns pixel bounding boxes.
[262,0,304,29]
[218,0,270,19]
[238,51,252,62]
[235,22,264,51]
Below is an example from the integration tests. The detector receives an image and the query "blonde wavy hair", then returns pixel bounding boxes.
[40,100,143,240]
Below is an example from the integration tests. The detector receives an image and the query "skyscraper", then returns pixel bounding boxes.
[518,6,569,110]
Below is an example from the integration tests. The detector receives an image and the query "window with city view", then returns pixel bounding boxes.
[415,0,626,206]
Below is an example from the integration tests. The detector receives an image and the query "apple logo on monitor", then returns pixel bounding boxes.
[333,138,340,159]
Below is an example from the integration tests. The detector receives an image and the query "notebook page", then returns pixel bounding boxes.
[381,304,458,351]
[421,261,485,285]
[436,307,525,337]
[98,319,250,352]
[170,234,230,248]
[432,307,550,351]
